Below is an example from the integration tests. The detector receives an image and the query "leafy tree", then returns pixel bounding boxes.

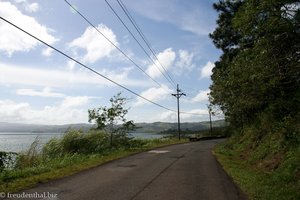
[88,93,135,147]
[209,0,246,127]
[232,0,300,120]
[209,0,300,129]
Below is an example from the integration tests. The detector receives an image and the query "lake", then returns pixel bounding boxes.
[0,132,166,153]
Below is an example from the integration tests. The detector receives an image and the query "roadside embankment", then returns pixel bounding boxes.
[214,128,300,200]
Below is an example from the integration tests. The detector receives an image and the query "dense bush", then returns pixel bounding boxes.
[42,129,146,158]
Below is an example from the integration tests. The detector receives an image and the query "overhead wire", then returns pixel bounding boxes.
[104,0,176,90]
[0,15,211,117]
[63,0,164,89]
[63,0,214,116]
[0,16,175,113]
[116,0,177,87]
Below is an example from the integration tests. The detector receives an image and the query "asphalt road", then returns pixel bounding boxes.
[17,139,246,200]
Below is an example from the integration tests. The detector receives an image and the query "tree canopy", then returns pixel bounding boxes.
[209,0,300,128]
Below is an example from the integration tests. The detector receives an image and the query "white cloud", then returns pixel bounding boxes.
[174,50,195,76]
[0,97,90,125]
[61,96,90,108]
[0,63,151,88]
[14,0,26,3]
[0,2,57,56]
[180,109,209,121]
[0,100,30,122]
[41,47,53,57]
[200,61,214,79]
[66,60,76,71]
[14,0,40,13]
[158,109,209,122]
[25,2,39,13]
[134,85,172,106]
[16,87,65,98]
[158,110,177,122]
[69,24,118,64]
[191,89,210,103]
[126,0,216,36]
[146,48,175,78]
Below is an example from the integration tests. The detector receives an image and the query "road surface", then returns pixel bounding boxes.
[17,139,246,200]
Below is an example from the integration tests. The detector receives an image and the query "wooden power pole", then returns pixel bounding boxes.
[172,84,186,140]
[209,108,213,136]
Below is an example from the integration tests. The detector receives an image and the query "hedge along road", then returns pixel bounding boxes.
[13,139,246,200]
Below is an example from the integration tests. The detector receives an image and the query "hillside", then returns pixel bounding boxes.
[0,122,93,133]
[0,120,226,133]
[134,120,226,133]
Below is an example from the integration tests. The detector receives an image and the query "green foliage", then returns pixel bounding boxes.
[88,93,136,146]
[0,131,186,193]
[88,93,135,131]
[0,152,17,172]
[42,138,62,158]
[215,130,300,200]
[43,129,110,157]
[209,0,300,129]
[15,138,41,169]
[210,2,300,193]
[0,92,188,193]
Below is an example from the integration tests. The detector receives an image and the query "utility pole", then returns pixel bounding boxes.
[208,106,213,137]
[172,84,186,140]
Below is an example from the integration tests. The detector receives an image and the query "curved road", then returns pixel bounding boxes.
[20,139,246,200]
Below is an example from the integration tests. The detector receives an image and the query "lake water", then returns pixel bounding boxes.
[0,132,166,153]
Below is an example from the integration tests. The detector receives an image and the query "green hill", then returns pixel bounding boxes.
[0,120,226,134]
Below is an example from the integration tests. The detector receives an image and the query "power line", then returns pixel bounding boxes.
[0,16,175,113]
[116,0,177,87]
[0,16,210,117]
[105,0,176,90]
[63,0,164,89]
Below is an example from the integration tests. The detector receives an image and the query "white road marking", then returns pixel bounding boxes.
[148,150,170,154]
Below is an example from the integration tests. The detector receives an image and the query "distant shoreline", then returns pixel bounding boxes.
[0,120,227,134]
[0,133,63,135]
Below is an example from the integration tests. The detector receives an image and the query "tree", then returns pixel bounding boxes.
[209,0,300,128]
[88,93,135,147]
[232,0,300,120]
[209,0,246,127]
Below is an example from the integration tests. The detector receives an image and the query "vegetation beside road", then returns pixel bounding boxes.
[214,128,300,200]
[0,93,190,193]
[0,129,187,193]
[210,0,299,199]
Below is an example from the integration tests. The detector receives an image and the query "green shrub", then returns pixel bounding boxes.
[42,129,111,157]
[15,138,41,169]
[42,138,62,158]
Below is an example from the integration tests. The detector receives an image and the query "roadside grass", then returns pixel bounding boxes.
[214,136,300,200]
[0,130,187,193]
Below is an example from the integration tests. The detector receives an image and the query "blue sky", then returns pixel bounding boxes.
[0,0,222,125]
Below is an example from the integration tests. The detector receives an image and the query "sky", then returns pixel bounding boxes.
[0,0,222,125]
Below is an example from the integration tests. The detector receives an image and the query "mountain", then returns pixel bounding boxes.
[134,120,227,133]
[0,120,227,133]
[0,122,93,133]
